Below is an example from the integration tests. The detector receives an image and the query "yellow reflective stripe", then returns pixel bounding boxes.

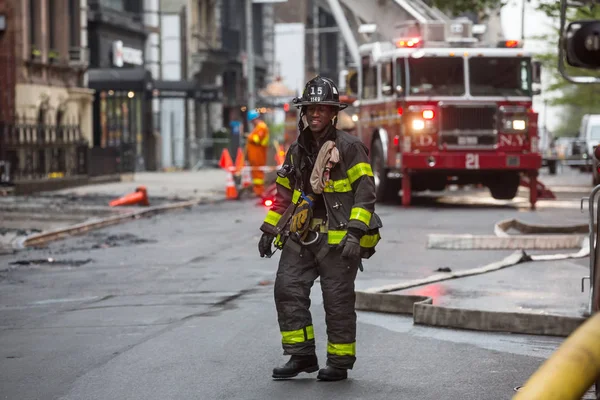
[350,207,372,226]
[327,341,356,356]
[360,233,380,248]
[252,178,264,185]
[292,189,301,204]
[281,325,315,345]
[328,230,380,248]
[260,135,270,147]
[276,176,291,190]
[323,178,352,193]
[347,162,373,184]
[328,230,346,245]
[264,210,282,226]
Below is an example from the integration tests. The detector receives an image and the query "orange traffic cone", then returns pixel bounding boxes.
[234,147,245,173]
[225,170,238,199]
[109,186,150,207]
[219,148,234,170]
[241,166,252,188]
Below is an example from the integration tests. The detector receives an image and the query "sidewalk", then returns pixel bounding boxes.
[0,169,230,251]
[44,170,229,202]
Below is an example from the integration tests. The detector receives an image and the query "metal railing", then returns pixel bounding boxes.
[0,118,88,181]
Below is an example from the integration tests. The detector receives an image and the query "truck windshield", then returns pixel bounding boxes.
[407,57,465,96]
[591,125,600,140]
[469,57,531,96]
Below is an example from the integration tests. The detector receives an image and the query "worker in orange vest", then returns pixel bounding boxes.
[246,110,270,196]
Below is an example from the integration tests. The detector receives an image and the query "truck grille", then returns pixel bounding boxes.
[439,105,498,148]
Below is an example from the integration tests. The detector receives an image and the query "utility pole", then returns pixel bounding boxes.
[245,0,255,111]
[520,0,529,42]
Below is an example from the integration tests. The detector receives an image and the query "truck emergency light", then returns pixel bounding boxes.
[498,40,522,48]
[396,37,421,48]
[422,110,435,120]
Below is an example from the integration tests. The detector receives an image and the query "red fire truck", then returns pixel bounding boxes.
[349,34,544,208]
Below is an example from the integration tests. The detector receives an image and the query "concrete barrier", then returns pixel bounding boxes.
[356,219,591,337]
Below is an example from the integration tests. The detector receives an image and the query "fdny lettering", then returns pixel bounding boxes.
[418,135,435,147]
[499,135,525,147]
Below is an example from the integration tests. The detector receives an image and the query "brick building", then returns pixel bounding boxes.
[0,0,93,185]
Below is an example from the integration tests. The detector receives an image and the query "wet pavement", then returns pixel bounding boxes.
[0,167,597,399]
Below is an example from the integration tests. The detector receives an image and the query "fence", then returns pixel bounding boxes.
[0,117,88,182]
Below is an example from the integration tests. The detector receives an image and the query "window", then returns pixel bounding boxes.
[29,0,38,49]
[381,61,393,96]
[48,1,56,51]
[68,0,80,48]
[395,58,406,95]
[469,57,532,97]
[408,57,465,96]
[361,56,377,100]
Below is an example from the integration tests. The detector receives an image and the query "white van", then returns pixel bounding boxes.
[583,114,600,157]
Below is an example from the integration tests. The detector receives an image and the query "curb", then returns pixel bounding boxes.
[356,219,591,337]
[17,196,227,248]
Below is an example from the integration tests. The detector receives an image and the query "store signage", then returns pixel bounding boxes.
[112,40,143,67]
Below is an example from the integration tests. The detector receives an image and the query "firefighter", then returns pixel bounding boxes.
[246,110,270,196]
[258,76,382,381]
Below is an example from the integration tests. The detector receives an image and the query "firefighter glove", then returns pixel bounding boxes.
[259,233,275,258]
[290,194,316,241]
[340,233,361,261]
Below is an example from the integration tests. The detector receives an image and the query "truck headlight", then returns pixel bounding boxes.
[412,119,425,131]
[512,119,526,130]
[502,118,528,132]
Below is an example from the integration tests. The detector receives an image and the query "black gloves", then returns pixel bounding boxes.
[339,229,362,261]
[259,233,275,258]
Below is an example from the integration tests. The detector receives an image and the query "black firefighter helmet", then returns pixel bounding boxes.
[292,76,348,111]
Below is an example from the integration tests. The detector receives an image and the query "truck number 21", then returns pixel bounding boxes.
[466,154,480,169]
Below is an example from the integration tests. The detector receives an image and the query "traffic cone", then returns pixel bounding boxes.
[234,147,245,173]
[241,166,252,188]
[109,186,150,207]
[225,170,239,199]
[219,148,234,170]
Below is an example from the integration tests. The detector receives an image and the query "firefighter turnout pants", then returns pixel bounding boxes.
[246,142,267,196]
[274,232,360,369]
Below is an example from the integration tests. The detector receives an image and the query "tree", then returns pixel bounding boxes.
[429,0,507,18]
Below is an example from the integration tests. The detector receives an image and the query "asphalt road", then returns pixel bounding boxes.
[0,169,595,400]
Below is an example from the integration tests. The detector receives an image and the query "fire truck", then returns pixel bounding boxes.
[346,19,545,208]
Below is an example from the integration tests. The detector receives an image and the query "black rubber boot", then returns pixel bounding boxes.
[317,366,348,381]
[272,355,319,379]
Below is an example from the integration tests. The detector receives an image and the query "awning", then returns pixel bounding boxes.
[88,68,222,102]
[87,68,152,91]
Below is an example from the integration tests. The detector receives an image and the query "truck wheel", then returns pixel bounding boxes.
[488,173,520,200]
[548,160,557,175]
[371,139,400,202]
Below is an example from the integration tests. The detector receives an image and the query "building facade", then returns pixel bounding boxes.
[186,0,275,168]
[0,0,93,184]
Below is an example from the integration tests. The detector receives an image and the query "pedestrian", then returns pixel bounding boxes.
[258,76,382,381]
[246,109,270,197]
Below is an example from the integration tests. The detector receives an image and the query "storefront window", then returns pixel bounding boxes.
[98,90,142,150]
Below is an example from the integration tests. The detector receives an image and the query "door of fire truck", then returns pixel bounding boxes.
[356,52,406,202]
